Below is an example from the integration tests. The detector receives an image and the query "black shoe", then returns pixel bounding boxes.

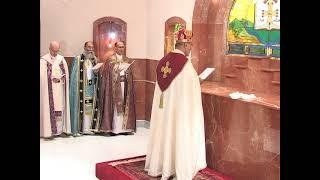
[109,132,117,136]
[60,133,71,138]
[43,136,54,141]
[119,132,134,135]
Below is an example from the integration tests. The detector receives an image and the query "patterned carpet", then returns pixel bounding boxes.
[96,156,232,180]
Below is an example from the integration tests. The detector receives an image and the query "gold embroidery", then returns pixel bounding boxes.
[161,61,171,78]
[159,92,164,108]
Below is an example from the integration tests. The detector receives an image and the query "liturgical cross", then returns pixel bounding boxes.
[161,61,171,78]
[262,0,279,29]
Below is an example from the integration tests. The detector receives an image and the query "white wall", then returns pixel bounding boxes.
[40,0,196,59]
[146,0,196,60]
[40,0,147,58]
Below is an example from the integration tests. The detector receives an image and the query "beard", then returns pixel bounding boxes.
[84,51,96,60]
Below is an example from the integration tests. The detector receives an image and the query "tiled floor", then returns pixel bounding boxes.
[40,127,150,180]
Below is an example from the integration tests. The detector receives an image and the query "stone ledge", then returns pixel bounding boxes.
[201,81,280,110]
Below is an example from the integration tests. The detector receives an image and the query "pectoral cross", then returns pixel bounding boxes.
[161,61,171,78]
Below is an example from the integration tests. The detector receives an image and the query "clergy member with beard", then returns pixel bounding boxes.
[98,41,136,135]
[70,41,101,136]
[144,28,207,179]
[40,41,71,140]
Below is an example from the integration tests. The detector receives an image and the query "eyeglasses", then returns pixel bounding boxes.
[117,46,125,48]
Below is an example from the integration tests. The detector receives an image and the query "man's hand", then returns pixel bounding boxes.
[93,68,100,74]
[52,78,61,83]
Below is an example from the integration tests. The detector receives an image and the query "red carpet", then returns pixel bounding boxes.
[96,155,233,180]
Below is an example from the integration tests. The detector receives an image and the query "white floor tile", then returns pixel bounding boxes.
[40,127,150,180]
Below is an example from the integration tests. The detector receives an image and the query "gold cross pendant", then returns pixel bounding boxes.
[161,61,172,78]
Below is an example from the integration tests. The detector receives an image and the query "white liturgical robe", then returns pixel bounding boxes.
[40,53,71,138]
[145,49,207,179]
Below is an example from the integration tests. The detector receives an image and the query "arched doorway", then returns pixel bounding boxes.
[164,17,186,55]
[93,17,127,62]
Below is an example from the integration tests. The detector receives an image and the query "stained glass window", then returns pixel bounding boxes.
[227,0,280,58]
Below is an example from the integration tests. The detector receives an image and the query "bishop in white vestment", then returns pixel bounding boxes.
[40,41,71,138]
[145,29,207,179]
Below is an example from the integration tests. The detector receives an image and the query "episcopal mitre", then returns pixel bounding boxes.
[176,28,193,43]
